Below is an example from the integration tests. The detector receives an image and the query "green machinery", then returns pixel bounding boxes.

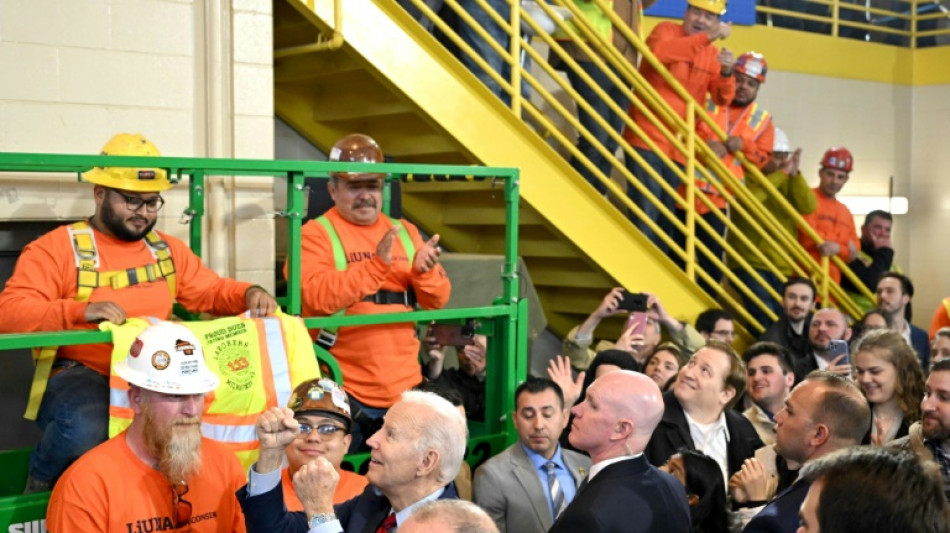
[0,152,528,530]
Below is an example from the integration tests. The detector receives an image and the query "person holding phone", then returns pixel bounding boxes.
[562,288,704,370]
[792,308,854,382]
[423,327,488,421]
[852,328,925,445]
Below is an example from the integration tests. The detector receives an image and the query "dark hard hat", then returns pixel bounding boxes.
[287,378,352,430]
[328,133,385,181]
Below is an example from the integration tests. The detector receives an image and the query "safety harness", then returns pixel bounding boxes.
[25,220,177,419]
[313,214,417,350]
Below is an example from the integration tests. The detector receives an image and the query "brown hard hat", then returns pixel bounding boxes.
[328,133,385,181]
[287,378,352,430]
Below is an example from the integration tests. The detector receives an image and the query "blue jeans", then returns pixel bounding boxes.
[567,61,629,194]
[30,364,109,483]
[733,268,783,329]
[457,0,528,105]
[346,394,389,453]
[625,147,683,255]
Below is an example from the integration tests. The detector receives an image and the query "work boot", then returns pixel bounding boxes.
[22,475,52,494]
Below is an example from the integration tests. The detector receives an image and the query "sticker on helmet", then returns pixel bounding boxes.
[130,338,143,358]
[290,395,303,411]
[329,384,350,415]
[180,358,199,376]
[175,339,196,356]
[152,350,170,371]
[307,384,325,402]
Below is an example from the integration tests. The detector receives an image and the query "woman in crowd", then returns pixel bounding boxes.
[852,328,924,445]
[931,326,950,368]
[659,449,728,533]
[642,342,689,391]
[850,307,892,346]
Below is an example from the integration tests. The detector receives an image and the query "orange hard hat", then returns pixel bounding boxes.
[820,147,853,173]
[735,52,767,83]
[328,133,385,181]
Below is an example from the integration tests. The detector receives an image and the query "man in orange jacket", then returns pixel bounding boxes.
[622,0,736,254]
[290,133,451,451]
[798,147,859,285]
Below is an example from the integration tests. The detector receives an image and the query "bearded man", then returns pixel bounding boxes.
[46,322,248,532]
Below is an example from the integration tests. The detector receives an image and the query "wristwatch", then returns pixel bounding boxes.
[309,513,337,528]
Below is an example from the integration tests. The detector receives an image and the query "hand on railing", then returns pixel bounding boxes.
[724,135,743,154]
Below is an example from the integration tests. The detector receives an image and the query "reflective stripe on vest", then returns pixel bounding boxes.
[314,214,416,338]
[106,313,320,470]
[24,222,177,420]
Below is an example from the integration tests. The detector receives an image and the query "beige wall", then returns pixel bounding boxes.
[0,0,276,290]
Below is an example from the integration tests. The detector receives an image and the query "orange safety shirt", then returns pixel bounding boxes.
[930,297,950,340]
[47,433,247,532]
[281,468,368,510]
[291,207,451,407]
[623,21,736,164]
[799,188,859,284]
[0,225,252,375]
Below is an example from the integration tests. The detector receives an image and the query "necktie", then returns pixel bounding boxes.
[376,512,396,533]
[545,461,565,519]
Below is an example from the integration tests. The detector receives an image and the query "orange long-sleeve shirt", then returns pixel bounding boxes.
[47,433,247,532]
[291,208,451,407]
[0,224,252,375]
[799,188,859,283]
[624,21,736,163]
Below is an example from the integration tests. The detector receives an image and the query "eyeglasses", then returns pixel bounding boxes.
[297,422,346,438]
[112,189,165,213]
[171,481,192,529]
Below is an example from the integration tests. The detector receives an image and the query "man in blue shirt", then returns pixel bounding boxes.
[473,377,590,533]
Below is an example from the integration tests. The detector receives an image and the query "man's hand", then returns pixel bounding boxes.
[84,302,127,324]
[725,135,743,154]
[423,324,447,380]
[870,230,892,250]
[462,334,488,380]
[254,406,299,474]
[708,21,732,42]
[646,292,682,333]
[729,458,772,503]
[847,239,858,259]
[783,148,802,176]
[547,354,584,407]
[616,326,647,360]
[413,234,443,273]
[293,457,339,518]
[817,241,842,257]
[375,226,401,265]
[245,286,278,318]
[829,353,852,377]
[717,46,735,74]
[707,140,728,159]
[593,288,625,320]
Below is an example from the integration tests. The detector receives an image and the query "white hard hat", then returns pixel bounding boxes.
[114,321,220,395]
[773,127,791,152]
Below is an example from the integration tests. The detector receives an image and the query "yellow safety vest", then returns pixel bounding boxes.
[24,221,177,420]
[105,312,320,470]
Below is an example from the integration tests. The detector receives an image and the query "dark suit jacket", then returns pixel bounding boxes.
[742,479,811,533]
[645,391,764,478]
[760,314,812,361]
[236,479,459,533]
[792,353,819,384]
[911,324,930,369]
[549,455,691,533]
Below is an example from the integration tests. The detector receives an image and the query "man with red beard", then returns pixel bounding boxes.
[46,321,248,532]
[0,133,277,492]
[891,359,950,501]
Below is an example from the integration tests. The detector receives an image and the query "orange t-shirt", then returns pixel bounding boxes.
[0,224,252,375]
[289,208,451,407]
[281,468,369,509]
[624,21,736,164]
[47,433,247,532]
[799,188,859,284]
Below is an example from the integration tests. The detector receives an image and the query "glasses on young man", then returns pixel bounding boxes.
[112,189,165,213]
[297,422,346,439]
[172,481,192,529]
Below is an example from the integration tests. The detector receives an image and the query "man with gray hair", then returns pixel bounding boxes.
[550,370,691,532]
[238,389,468,533]
[400,500,499,533]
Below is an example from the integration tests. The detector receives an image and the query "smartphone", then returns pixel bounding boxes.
[618,291,648,312]
[625,312,648,336]
[429,324,475,346]
[828,339,850,365]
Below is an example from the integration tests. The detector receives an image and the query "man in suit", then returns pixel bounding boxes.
[237,389,468,532]
[792,308,853,382]
[645,341,764,485]
[739,371,870,533]
[876,272,930,368]
[759,277,816,362]
[550,370,691,532]
[473,377,590,532]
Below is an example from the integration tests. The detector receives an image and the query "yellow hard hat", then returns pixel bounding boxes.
[82,133,173,192]
[688,0,727,15]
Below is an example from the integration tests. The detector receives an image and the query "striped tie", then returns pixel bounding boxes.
[545,461,565,518]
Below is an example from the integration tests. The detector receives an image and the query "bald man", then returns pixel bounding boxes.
[550,371,691,532]
[400,500,499,533]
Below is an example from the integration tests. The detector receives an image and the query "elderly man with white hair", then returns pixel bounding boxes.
[237,389,468,533]
[550,370,691,532]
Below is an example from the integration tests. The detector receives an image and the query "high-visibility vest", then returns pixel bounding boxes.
[105,312,320,470]
[24,221,177,420]
[312,214,416,346]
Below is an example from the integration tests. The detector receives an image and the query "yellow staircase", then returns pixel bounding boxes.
[274,0,712,340]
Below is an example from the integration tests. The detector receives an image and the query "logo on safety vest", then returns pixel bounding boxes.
[214,338,255,392]
[152,350,170,371]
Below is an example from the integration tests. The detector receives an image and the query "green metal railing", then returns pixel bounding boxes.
[0,152,527,525]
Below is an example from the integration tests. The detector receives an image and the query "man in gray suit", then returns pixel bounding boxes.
[473,377,590,533]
